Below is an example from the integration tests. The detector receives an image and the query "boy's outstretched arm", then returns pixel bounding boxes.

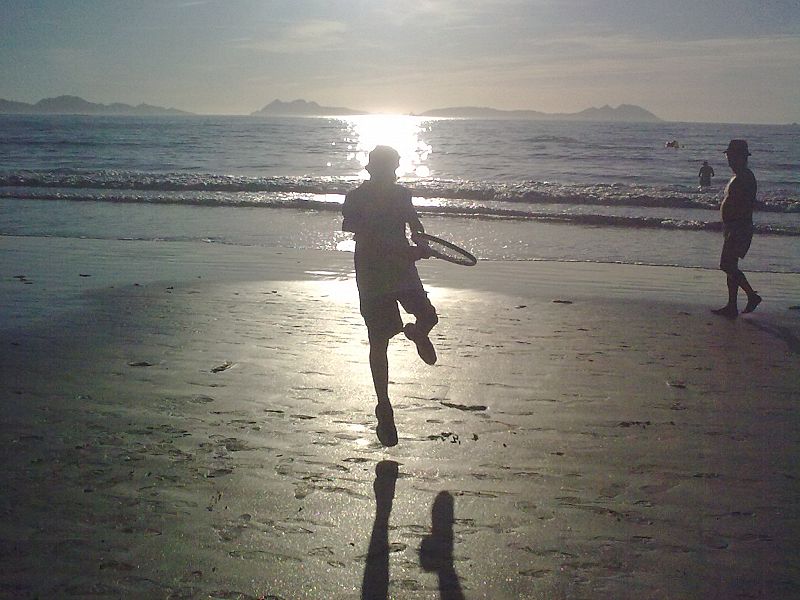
[408,214,425,235]
[408,218,434,260]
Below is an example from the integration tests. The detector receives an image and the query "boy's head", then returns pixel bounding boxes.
[366,146,400,181]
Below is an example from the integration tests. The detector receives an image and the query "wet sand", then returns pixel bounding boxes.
[1,236,799,599]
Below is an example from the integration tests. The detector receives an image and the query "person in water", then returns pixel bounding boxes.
[698,160,715,187]
[713,139,761,318]
[342,146,437,446]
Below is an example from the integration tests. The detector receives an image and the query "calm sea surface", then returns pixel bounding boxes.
[1,114,798,272]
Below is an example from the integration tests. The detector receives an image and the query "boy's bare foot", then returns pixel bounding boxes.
[743,293,762,314]
[403,323,437,365]
[375,402,398,447]
[712,305,738,319]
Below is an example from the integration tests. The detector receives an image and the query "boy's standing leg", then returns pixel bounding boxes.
[368,331,398,447]
[362,292,403,447]
[368,332,391,403]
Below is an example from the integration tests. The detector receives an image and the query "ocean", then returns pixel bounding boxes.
[1,114,798,273]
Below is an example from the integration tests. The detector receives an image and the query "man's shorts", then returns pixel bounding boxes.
[720,222,753,272]
[360,288,436,340]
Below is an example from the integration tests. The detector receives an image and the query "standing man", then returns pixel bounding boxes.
[712,139,761,318]
[698,160,715,188]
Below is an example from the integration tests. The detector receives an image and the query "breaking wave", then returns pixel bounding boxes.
[1,169,798,236]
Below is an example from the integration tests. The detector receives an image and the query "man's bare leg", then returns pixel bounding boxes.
[714,267,761,318]
[735,271,762,313]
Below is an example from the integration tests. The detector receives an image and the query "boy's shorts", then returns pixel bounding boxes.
[360,288,436,340]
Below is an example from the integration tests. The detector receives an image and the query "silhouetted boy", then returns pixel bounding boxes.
[342,146,437,446]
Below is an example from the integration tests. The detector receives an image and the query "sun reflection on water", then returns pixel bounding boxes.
[342,115,433,179]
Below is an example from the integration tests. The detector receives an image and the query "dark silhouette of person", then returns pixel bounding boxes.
[361,460,398,600]
[419,492,464,600]
[342,146,437,446]
[712,140,761,318]
[698,160,715,187]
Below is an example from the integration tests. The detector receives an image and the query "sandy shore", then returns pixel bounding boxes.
[2,236,799,599]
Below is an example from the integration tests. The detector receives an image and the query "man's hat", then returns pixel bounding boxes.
[724,139,750,156]
[366,145,400,175]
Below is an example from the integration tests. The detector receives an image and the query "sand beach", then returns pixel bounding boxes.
[1,235,799,599]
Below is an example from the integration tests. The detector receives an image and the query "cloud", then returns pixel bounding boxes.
[236,20,348,54]
[174,1,217,7]
[421,32,800,83]
[378,0,532,26]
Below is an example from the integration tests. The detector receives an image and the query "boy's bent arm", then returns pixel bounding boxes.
[342,215,359,233]
[341,194,361,233]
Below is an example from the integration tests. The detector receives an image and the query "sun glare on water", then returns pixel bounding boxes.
[333,114,435,253]
[343,114,432,179]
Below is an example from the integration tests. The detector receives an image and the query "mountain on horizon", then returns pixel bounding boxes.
[0,95,663,122]
[421,103,662,122]
[0,95,192,116]
[251,99,365,117]
[252,99,661,122]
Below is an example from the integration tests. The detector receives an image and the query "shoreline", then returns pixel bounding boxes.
[3,196,800,275]
[2,235,799,598]
[3,234,799,326]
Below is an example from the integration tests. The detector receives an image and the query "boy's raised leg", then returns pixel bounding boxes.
[404,323,437,365]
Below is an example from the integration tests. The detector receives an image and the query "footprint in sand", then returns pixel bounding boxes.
[219,438,258,452]
[439,401,488,412]
[189,395,216,404]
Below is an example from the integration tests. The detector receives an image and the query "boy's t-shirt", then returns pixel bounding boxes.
[342,181,424,300]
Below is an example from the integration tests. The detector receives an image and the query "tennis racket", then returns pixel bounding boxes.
[412,232,477,266]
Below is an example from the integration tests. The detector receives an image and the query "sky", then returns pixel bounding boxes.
[1,0,798,124]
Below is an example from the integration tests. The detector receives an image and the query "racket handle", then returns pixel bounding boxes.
[410,245,433,260]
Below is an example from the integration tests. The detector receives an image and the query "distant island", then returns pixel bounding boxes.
[251,99,364,117]
[0,95,663,122]
[419,103,662,122]
[253,99,662,122]
[0,95,192,116]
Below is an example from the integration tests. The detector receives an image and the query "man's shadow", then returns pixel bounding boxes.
[744,318,800,354]
[419,491,465,600]
[361,461,464,600]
